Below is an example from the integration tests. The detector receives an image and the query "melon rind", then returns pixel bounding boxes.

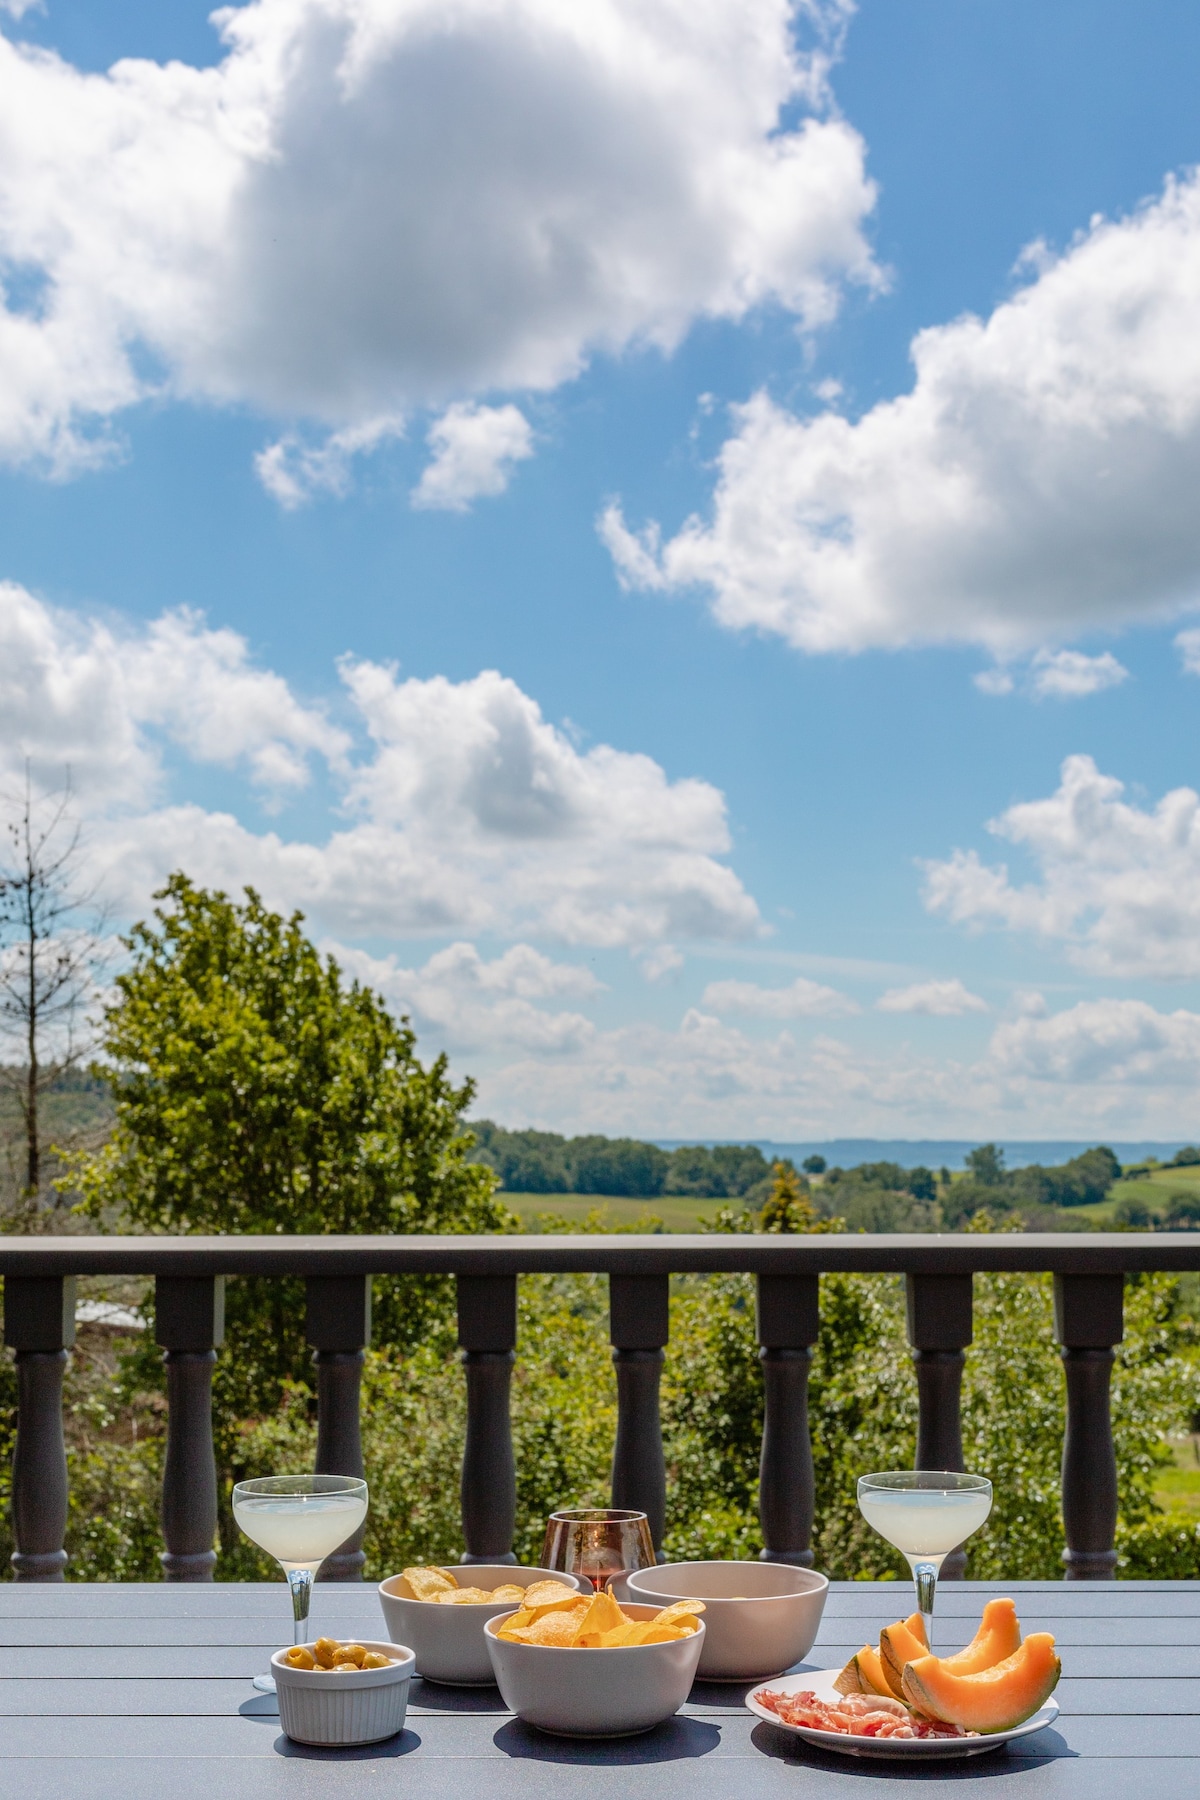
[901,1633,1061,1733]
[834,1643,890,1696]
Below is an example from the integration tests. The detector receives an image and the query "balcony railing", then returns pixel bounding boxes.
[3,1231,1198,1583]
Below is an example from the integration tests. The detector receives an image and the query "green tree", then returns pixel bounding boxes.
[965,1144,1006,1187]
[65,875,512,1567]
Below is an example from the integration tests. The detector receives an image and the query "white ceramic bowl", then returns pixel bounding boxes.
[377,1566,590,1685]
[484,1603,705,1737]
[625,1560,828,1681]
[271,1640,415,1747]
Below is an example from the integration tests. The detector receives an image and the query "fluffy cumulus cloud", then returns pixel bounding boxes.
[700,973,857,1018]
[923,754,1200,979]
[0,581,758,950]
[0,581,346,802]
[607,172,1200,654]
[331,940,603,1052]
[876,979,987,1016]
[411,404,534,511]
[0,0,877,478]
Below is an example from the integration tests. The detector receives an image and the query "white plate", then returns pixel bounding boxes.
[745,1667,1060,1760]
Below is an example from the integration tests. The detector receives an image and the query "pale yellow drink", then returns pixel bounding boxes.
[232,1492,367,1569]
[857,1487,992,1559]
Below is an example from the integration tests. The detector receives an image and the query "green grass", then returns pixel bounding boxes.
[503,1192,734,1231]
[1068,1165,1200,1225]
[1155,1437,1200,1519]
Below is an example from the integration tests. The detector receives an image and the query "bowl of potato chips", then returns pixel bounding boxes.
[271,1638,416,1746]
[377,1565,591,1685]
[484,1586,706,1737]
[625,1559,828,1680]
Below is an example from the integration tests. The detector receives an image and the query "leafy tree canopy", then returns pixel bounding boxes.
[72,875,503,1239]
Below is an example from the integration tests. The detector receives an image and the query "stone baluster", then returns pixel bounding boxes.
[756,1273,819,1567]
[157,1276,225,1582]
[457,1274,517,1565]
[1055,1272,1123,1580]
[906,1272,973,1578]
[608,1274,669,1553]
[307,1275,372,1580]
[5,1275,75,1582]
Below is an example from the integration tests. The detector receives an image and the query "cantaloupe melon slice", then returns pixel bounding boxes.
[901,1633,1060,1733]
[878,1612,929,1698]
[833,1642,890,1696]
[938,1598,1022,1677]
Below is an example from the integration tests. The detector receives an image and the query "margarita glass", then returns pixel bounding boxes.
[232,1474,368,1691]
[857,1471,992,1646]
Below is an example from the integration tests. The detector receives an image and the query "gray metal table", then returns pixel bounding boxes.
[0,1580,1190,1797]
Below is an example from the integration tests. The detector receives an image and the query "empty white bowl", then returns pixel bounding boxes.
[625,1560,828,1681]
[271,1640,415,1746]
[377,1565,590,1685]
[484,1603,705,1737]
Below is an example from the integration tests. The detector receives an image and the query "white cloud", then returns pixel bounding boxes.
[973,666,1015,696]
[462,991,1200,1137]
[330,940,602,1052]
[700,974,857,1018]
[0,582,759,949]
[255,416,404,509]
[1176,626,1200,675]
[637,943,684,983]
[0,0,877,476]
[923,754,1200,979]
[1028,649,1128,699]
[411,403,534,512]
[608,171,1200,654]
[876,979,987,1016]
[0,583,345,802]
[989,998,1200,1088]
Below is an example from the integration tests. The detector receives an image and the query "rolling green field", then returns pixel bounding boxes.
[504,1192,734,1231]
[1066,1163,1200,1225]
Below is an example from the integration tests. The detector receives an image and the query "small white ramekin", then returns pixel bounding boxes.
[271,1640,416,1746]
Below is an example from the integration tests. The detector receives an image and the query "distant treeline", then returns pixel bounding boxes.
[467,1122,773,1200]
[467,1126,1200,1229]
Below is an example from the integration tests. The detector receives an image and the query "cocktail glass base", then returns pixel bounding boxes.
[253,1673,277,1694]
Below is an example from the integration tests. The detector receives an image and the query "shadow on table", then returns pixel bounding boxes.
[493,1717,721,1764]
[273,1730,423,1761]
[407,1677,509,1713]
[750,1721,1076,1780]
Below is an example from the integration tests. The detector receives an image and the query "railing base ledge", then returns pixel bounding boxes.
[11,1550,67,1582]
[460,1551,518,1566]
[1062,1548,1118,1580]
[160,1550,217,1582]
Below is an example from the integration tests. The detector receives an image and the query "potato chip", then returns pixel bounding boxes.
[489,1585,526,1604]
[501,1607,534,1631]
[654,1600,706,1620]
[439,1586,493,1604]
[521,1581,582,1609]
[402,1565,458,1602]
[569,1589,628,1645]
[525,1611,584,1646]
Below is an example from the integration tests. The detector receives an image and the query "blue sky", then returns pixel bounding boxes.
[2,0,1200,1137]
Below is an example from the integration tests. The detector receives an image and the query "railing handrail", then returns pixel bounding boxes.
[1,1229,1198,1276]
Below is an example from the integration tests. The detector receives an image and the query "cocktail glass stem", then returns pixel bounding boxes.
[912,1559,938,1647]
[288,1567,314,1645]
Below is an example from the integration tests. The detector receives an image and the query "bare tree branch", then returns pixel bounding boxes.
[0,763,110,1219]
